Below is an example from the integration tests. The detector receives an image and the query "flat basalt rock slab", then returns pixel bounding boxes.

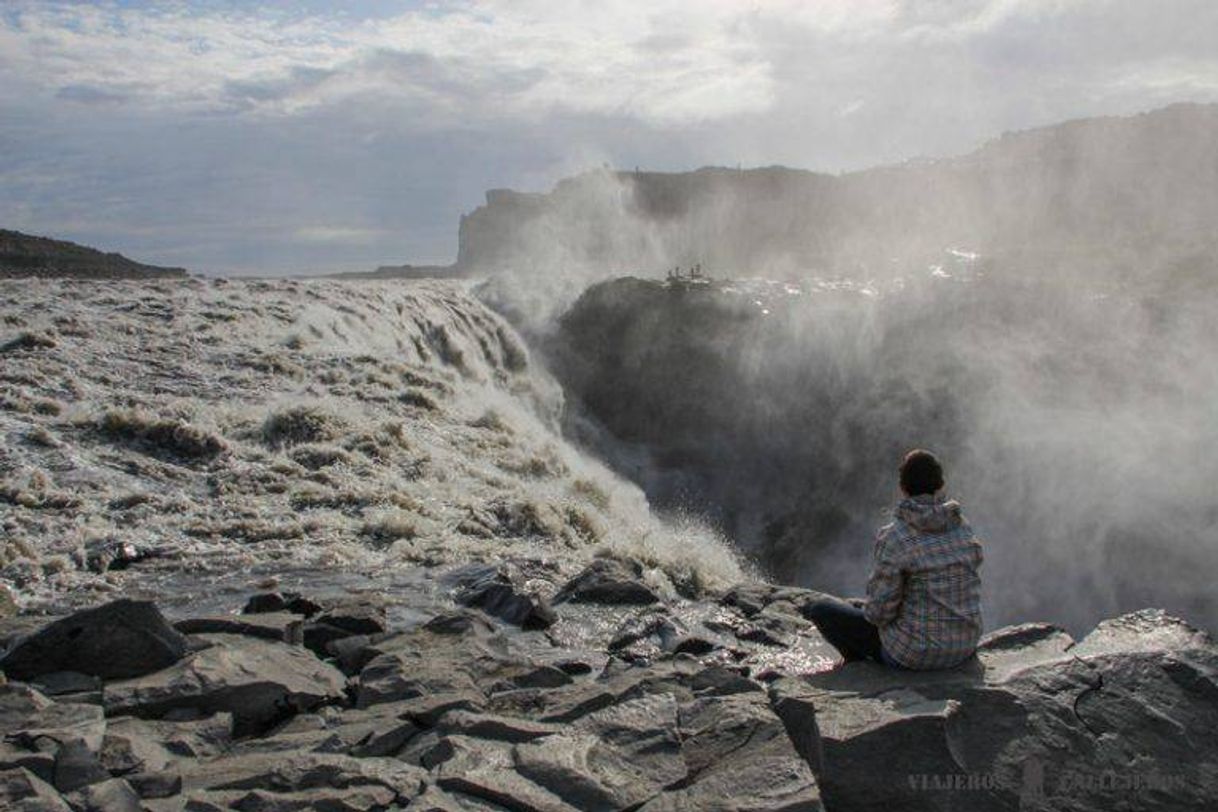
[104,634,345,733]
[229,784,399,811]
[432,735,581,812]
[63,777,143,812]
[638,737,823,812]
[174,613,305,646]
[1,683,107,751]
[179,751,426,799]
[1070,608,1211,658]
[0,766,72,811]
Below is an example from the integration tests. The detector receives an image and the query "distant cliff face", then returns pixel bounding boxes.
[0,229,188,279]
[459,103,1218,286]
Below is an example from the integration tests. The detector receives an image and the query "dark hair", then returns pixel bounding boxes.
[899,449,944,496]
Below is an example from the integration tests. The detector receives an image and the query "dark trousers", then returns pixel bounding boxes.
[804,600,902,667]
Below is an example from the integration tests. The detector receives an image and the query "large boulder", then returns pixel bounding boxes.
[0,600,188,681]
[104,634,346,734]
[770,610,1218,812]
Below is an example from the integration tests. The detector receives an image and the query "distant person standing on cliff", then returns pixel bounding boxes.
[805,450,983,670]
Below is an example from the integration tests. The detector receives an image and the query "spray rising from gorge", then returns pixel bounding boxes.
[461,103,1218,634]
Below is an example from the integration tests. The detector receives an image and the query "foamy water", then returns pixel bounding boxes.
[0,277,745,614]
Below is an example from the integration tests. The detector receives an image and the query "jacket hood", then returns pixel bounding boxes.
[896,493,963,534]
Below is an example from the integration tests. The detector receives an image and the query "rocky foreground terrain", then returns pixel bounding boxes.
[2,580,1216,811]
[1,277,1217,810]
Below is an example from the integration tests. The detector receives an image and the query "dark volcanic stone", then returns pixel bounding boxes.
[174,613,304,645]
[0,599,188,681]
[456,570,556,630]
[553,558,660,606]
[125,770,183,799]
[0,766,72,811]
[65,777,143,812]
[243,593,322,618]
[313,603,387,637]
[104,634,346,735]
[52,738,108,793]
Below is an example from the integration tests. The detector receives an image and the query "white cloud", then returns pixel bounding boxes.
[3,1,1215,129]
[0,0,1216,272]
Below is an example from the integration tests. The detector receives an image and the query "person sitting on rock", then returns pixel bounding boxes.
[805,449,983,669]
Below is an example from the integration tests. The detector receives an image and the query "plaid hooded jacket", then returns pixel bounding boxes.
[864,494,983,669]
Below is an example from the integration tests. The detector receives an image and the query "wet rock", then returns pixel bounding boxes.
[64,777,142,812]
[104,634,346,734]
[174,613,305,646]
[0,766,72,811]
[455,570,556,631]
[0,600,189,681]
[300,601,389,658]
[554,559,661,606]
[314,602,388,637]
[243,593,322,618]
[608,613,684,662]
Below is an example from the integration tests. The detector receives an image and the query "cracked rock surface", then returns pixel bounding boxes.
[3,586,1216,811]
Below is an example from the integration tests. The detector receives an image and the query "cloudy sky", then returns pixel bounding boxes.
[2,0,1216,274]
